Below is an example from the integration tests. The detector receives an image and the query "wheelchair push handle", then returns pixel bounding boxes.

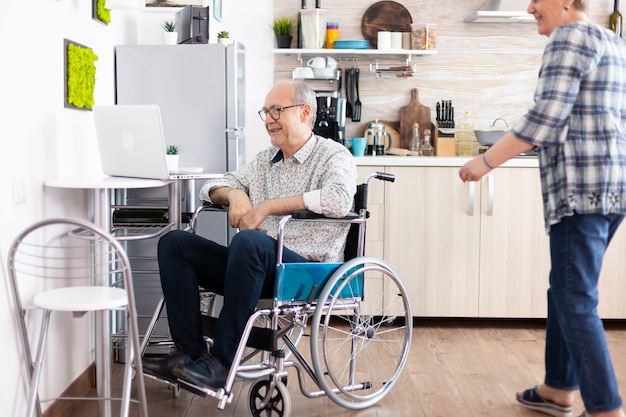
[368,171,395,183]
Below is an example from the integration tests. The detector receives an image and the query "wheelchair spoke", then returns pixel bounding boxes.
[310,257,412,410]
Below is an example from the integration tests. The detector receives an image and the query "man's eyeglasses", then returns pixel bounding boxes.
[258,104,304,122]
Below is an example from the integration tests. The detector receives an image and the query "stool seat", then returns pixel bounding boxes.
[33,286,128,311]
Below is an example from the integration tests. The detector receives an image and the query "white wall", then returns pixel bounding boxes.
[0,1,272,415]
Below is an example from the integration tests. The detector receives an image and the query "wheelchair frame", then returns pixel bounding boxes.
[141,171,413,416]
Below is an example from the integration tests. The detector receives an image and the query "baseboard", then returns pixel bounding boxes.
[43,363,95,417]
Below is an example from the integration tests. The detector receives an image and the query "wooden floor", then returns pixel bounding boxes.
[61,319,626,417]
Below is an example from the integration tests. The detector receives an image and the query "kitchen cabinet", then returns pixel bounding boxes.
[355,160,626,319]
[357,165,386,315]
[383,166,551,318]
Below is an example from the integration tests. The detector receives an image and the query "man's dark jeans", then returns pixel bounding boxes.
[157,229,309,367]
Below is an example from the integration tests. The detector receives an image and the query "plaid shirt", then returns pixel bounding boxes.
[200,135,357,262]
[512,22,626,232]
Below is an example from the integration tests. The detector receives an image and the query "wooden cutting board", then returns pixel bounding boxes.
[399,88,432,149]
[361,1,413,48]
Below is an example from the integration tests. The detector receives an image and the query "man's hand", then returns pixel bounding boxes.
[209,187,253,228]
[226,190,253,228]
[237,202,270,230]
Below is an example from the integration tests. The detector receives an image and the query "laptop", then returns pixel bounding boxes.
[93,104,217,180]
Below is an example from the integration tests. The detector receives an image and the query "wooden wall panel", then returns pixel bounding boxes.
[274,0,615,141]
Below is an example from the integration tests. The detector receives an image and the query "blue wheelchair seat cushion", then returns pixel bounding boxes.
[274,262,364,302]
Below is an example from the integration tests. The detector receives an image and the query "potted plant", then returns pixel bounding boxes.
[161,20,178,45]
[165,145,179,171]
[272,17,293,49]
[217,30,231,45]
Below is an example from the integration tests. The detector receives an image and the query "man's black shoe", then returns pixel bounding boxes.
[143,350,191,381]
[172,352,228,390]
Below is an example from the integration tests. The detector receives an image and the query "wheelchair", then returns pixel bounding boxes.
[141,171,413,416]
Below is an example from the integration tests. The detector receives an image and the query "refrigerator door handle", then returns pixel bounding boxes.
[227,128,245,172]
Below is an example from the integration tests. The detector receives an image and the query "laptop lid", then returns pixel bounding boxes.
[93,104,175,180]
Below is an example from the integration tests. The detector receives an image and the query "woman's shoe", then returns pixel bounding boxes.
[516,385,573,417]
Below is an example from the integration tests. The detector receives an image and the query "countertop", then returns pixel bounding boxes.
[354,156,538,168]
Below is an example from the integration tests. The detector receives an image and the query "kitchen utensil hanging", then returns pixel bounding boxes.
[344,67,353,119]
[353,68,362,122]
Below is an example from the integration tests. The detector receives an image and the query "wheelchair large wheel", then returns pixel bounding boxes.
[309,256,412,410]
[248,378,291,417]
[237,311,306,380]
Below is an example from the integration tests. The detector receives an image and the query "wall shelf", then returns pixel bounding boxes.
[273,48,438,62]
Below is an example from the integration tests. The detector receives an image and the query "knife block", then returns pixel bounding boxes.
[435,123,455,156]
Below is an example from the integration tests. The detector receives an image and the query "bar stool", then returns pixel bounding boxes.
[7,218,148,417]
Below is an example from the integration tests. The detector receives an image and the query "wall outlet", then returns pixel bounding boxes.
[12,179,25,206]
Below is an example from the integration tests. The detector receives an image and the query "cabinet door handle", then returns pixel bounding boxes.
[467,182,475,216]
[486,173,494,216]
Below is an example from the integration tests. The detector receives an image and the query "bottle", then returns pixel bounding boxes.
[610,0,622,37]
[421,129,434,156]
[409,123,421,154]
[297,0,307,49]
[325,22,339,49]
[456,111,476,157]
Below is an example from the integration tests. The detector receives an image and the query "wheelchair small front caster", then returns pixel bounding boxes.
[248,379,291,417]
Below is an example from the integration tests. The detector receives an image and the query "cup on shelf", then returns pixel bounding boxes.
[402,32,411,49]
[377,31,391,50]
[307,56,327,68]
[391,32,403,49]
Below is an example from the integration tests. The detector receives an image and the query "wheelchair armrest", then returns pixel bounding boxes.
[292,209,360,220]
[190,201,228,233]
[200,201,227,211]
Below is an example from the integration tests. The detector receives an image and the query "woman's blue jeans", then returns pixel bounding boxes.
[545,212,624,413]
[157,229,309,368]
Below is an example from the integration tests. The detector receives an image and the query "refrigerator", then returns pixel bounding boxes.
[114,43,245,352]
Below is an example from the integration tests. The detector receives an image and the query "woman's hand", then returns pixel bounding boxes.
[459,155,492,182]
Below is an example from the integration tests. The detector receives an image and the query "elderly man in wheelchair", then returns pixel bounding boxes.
[142,81,412,415]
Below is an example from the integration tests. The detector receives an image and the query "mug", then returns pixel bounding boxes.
[350,137,367,157]
[324,56,337,69]
[307,57,327,69]
[292,67,315,79]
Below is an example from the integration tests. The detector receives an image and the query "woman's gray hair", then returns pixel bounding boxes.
[290,81,317,128]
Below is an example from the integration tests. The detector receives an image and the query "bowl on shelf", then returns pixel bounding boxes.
[333,40,370,49]
[292,67,315,79]
[313,67,336,78]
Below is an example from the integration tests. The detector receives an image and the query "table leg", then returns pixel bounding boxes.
[93,189,113,417]
[170,181,181,230]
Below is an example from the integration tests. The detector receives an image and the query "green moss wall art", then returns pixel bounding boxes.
[64,39,98,110]
[93,0,111,24]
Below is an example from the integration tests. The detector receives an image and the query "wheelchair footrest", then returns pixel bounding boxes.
[202,315,279,352]
[177,378,233,404]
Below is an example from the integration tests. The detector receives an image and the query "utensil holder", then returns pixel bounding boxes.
[435,122,455,156]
